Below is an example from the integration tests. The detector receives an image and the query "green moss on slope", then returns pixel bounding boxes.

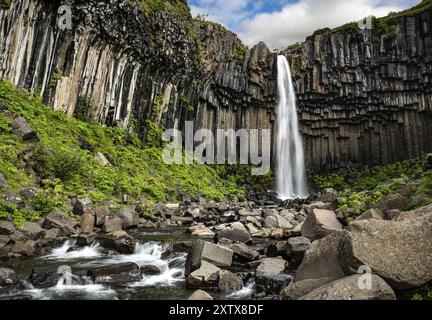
[0,80,245,225]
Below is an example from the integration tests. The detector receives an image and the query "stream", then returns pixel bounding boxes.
[0,228,257,300]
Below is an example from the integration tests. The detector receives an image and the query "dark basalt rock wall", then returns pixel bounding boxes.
[283,8,432,169]
[0,0,431,170]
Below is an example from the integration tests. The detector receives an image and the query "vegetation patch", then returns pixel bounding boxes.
[0,80,245,225]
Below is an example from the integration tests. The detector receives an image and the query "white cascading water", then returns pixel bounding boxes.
[276,55,309,200]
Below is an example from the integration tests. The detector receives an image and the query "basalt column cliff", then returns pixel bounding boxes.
[0,0,431,170]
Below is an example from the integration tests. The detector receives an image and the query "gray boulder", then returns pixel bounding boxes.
[140,265,161,275]
[301,209,343,241]
[102,217,124,233]
[80,212,95,234]
[0,221,15,235]
[318,188,339,204]
[42,212,77,234]
[97,231,136,254]
[355,208,384,221]
[29,267,63,288]
[94,206,109,227]
[340,213,432,289]
[299,275,396,300]
[256,257,288,274]
[87,262,141,284]
[215,222,252,244]
[375,193,409,213]
[186,261,220,289]
[188,290,213,300]
[0,173,7,188]
[185,240,233,276]
[0,268,17,288]
[20,221,44,240]
[72,198,93,215]
[11,240,36,256]
[187,224,215,237]
[218,270,243,293]
[295,231,345,282]
[281,277,335,300]
[229,243,259,262]
[114,205,140,229]
[12,117,38,141]
[264,214,293,230]
[256,272,293,296]
[286,236,311,262]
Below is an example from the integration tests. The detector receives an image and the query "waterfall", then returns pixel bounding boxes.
[276,55,309,200]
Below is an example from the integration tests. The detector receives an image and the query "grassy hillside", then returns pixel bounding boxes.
[0,80,244,225]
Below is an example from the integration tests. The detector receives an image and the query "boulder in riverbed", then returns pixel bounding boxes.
[295,231,345,283]
[29,267,63,288]
[87,262,141,284]
[340,211,432,289]
[0,268,17,289]
[20,221,44,240]
[185,240,233,276]
[187,224,214,237]
[114,205,140,229]
[301,209,342,241]
[299,275,396,300]
[218,270,243,293]
[0,221,15,235]
[188,290,213,300]
[42,212,77,234]
[229,243,259,262]
[215,222,252,244]
[102,217,124,233]
[97,231,136,254]
[72,198,93,215]
[281,277,335,300]
[286,236,311,262]
[11,240,35,256]
[186,261,221,289]
[80,213,95,234]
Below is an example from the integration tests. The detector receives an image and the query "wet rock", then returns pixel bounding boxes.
[102,217,124,233]
[299,275,396,300]
[80,213,95,234]
[286,237,311,262]
[0,268,17,289]
[256,257,288,274]
[12,117,38,141]
[73,198,93,215]
[29,267,63,288]
[114,205,140,229]
[267,241,288,258]
[218,270,243,293]
[94,206,109,227]
[42,212,77,234]
[139,219,157,229]
[11,240,35,256]
[188,289,213,300]
[215,222,252,244]
[340,212,432,289]
[87,262,141,284]
[301,209,342,241]
[186,261,220,289]
[0,173,7,188]
[20,221,44,240]
[295,232,345,282]
[9,230,26,242]
[185,207,201,219]
[0,221,15,235]
[264,214,293,230]
[140,265,161,275]
[270,228,284,239]
[256,272,293,296]
[185,240,233,276]
[76,234,96,246]
[42,228,60,241]
[281,277,335,300]
[187,224,215,237]
[97,231,136,254]
[229,243,259,262]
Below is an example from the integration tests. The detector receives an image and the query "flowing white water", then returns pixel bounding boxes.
[41,240,105,260]
[276,55,309,200]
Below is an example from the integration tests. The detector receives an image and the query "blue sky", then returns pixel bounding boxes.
[188,0,421,49]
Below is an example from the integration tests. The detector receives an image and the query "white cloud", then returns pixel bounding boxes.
[190,0,420,49]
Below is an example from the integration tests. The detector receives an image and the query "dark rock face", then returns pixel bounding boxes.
[0,268,17,289]
[0,0,431,170]
[87,263,141,284]
[29,267,62,288]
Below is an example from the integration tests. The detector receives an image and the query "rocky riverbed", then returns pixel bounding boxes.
[1,186,431,300]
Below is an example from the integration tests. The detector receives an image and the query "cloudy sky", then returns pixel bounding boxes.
[188,0,421,49]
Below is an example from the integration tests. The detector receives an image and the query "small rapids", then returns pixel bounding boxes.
[17,240,187,300]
